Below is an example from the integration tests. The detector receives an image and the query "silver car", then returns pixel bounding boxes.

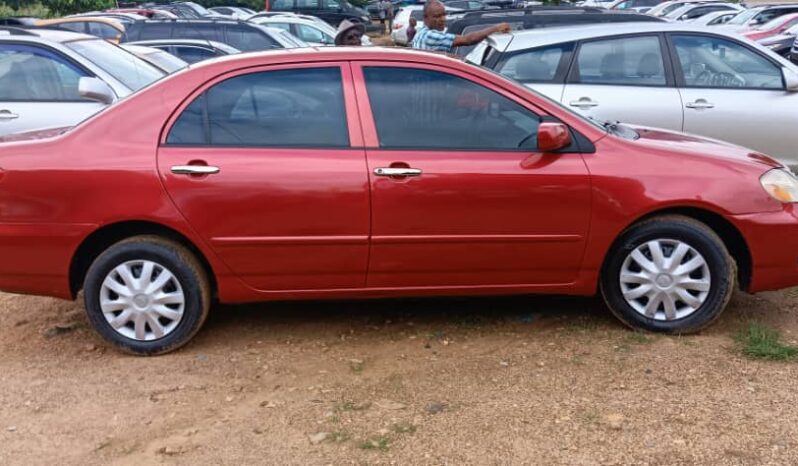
[468,23,798,165]
[0,27,164,136]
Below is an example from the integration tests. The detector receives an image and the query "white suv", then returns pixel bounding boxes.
[0,27,164,136]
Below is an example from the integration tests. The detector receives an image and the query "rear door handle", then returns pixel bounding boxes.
[569,98,599,108]
[374,167,422,177]
[171,165,220,175]
[0,110,19,120]
[685,99,714,109]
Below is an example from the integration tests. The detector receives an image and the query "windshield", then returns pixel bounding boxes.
[66,39,164,92]
[727,8,760,25]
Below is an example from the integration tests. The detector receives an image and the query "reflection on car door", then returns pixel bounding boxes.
[495,42,573,105]
[0,44,106,136]
[158,64,370,291]
[353,63,591,288]
[561,34,683,129]
[669,33,798,163]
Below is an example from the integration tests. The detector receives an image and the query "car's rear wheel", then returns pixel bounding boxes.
[600,215,735,333]
[83,236,211,355]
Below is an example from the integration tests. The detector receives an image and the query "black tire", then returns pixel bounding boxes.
[83,235,211,355]
[600,215,736,334]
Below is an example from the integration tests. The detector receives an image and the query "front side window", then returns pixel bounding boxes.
[296,24,328,43]
[167,67,349,147]
[363,67,541,150]
[56,22,87,33]
[497,44,570,83]
[0,44,89,101]
[88,22,121,40]
[672,35,783,89]
[574,35,666,86]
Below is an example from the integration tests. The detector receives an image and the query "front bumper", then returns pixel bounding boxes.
[732,205,798,292]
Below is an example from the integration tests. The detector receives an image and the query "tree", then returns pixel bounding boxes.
[43,0,116,16]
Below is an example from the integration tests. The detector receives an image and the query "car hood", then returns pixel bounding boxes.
[0,126,72,143]
[627,125,783,170]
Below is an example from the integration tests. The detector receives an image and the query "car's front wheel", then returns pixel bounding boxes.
[83,236,211,355]
[600,215,736,333]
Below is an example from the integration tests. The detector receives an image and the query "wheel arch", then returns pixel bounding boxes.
[601,206,752,291]
[69,220,218,300]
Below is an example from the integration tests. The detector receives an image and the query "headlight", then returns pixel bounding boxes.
[760,168,798,203]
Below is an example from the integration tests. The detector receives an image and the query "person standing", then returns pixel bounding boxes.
[411,0,509,53]
[378,0,389,34]
[334,19,365,45]
[407,15,417,44]
[385,0,394,34]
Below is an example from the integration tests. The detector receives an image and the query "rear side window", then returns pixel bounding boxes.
[136,23,175,40]
[573,35,666,86]
[175,24,220,42]
[225,25,280,51]
[55,22,87,33]
[363,67,540,150]
[167,67,349,147]
[497,43,571,83]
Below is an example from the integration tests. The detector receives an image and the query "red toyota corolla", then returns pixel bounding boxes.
[1,48,797,355]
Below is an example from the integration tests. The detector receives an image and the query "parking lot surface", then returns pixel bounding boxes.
[2,289,798,465]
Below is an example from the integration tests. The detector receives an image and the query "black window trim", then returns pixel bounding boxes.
[664,32,786,91]
[164,66,352,149]
[566,32,676,89]
[493,41,576,85]
[0,40,98,103]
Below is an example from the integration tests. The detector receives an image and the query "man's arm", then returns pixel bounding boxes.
[452,22,511,47]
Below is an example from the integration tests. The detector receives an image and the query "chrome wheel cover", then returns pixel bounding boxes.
[620,239,711,321]
[99,260,185,341]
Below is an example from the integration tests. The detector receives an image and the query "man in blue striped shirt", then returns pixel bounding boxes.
[411,0,510,53]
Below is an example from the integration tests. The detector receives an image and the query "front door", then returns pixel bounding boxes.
[158,64,370,291]
[353,63,592,288]
[669,33,798,163]
[561,34,683,130]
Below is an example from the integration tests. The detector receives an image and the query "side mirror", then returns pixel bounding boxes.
[784,67,798,92]
[537,122,572,152]
[79,77,115,105]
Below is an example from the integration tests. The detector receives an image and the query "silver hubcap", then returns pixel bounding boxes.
[100,260,185,341]
[620,239,711,321]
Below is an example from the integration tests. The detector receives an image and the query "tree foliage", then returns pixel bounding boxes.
[42,0,116,16]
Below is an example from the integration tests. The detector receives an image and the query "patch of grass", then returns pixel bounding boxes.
[391,422,416,434]
[566,315,602,332]
[625,332,652,344]
[359,435,390,451]
[329,430,351,443]
[735,322,798,361]
[334,400,371,412]
[350,360,365,374]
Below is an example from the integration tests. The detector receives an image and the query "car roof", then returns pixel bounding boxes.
[493,21,753,51]
[0,26,96,42]
[253,16,319,26]
[128,38,239,51]
[36,16,125,29]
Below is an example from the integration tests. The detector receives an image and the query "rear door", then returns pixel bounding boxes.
[561,33,684,130]
[669,33,798,162]
[158,63,370,291]
[0,43,107,136]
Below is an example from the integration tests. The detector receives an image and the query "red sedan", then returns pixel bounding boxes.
[1,48,797,355]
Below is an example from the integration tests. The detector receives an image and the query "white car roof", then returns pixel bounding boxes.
[253,16,321,27]
[492,21,755,52]
[0,27,95,43]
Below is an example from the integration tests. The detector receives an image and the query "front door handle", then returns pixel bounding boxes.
[171,165,220,175]
[374,167,422,177]
[685,99,714,109]
[569,97,599,108]
[0,109,19,120]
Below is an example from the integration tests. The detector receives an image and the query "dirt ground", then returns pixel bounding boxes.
[2,287,798,465]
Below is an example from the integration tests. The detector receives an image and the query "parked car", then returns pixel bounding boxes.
[107,8,179,19]
[756,27,797,57]
[66,12,149,26]
[2,47,798,354]
[467,23,798,166]
[0,27,164,136]
[646,0,723,18]
[268,0,371,27]
[663,2,742,22]
[121,19,305,51]
[366,0,404,20]
[120,44,187,72]
[0,17,38,26]
[742,13,798,41]
[607,0,667,12]
[128,38,240,63]
[35,17,127,42]
[209,6,257,19]
[720,5,798,32]
[447,7,662,56]
[687,9,738,26]
[443,0,494,11]
[251,15,336,45]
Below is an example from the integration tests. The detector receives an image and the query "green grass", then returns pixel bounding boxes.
[735,322,798,361]
[350,360,365,374]
[329,431,351,443]
[359,435,390,451]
